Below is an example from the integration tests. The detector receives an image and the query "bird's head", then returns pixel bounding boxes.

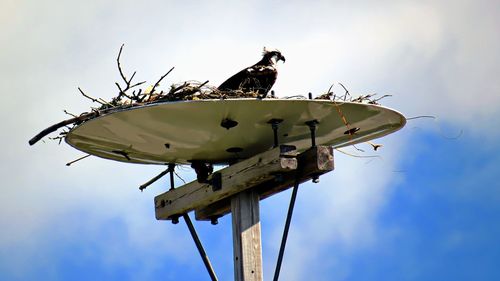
[262,47,286,64]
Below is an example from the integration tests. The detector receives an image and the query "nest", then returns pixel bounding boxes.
[28,45,389,146]
[104,81,267,109]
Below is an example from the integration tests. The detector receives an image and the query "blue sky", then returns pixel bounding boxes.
[1,0,499,280]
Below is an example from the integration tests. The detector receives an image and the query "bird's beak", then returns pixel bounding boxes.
[279,55,286,63]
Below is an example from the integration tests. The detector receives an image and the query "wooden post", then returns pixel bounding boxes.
[231,190,263,281]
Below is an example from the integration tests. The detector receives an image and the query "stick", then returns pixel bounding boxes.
[78,87,106,105]
[66,154,91,166]
[63,110,78,118]
[335,148,380,159]
[115,44,146,99]
[28,111,98,145]
[406,115,435,120]
[367,141,383,151]
[139,168,170,191]
[117,44,128,83]
[29,102,138,146]
[150,67,175,95]
[115,82,133,99]
[339,82,350,101]
[198,80,210,88]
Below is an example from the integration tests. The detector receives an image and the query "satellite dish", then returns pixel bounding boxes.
[65,99,405,165]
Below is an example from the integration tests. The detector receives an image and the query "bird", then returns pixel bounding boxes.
[218,48,285,98]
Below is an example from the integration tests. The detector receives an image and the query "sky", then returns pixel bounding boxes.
[1,0,499,280]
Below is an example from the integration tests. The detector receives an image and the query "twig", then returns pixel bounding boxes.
[78,87,106,105]
[283,95,307,99]
[150,67,175,95]
[29,112,96,145]
[98,98,114,107]
[351,94,374,103]
[371,94,392,103]
[406,115,436,120]
[325,83,334,100]
[338,82,350,101]
[128,71,136,85]
[117,44,128,83]
[327,83,334,95]
[115,44,146,99]
[174,169,186,184]
[63,110,78,118]
[367,141,383,151]
[198,80,210,88]
[441,129,463,140]
[171,82,189,93]
[332,101,353,139]
[128,80,147,91]
[29,101,143,146]
[49,135,65,145]
[407,115,462,139]
[66,154,91,166]
[336,148,380,159]
[115,82,134,99]
[352,145,364,152]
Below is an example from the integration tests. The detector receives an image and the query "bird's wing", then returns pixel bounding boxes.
[217,67,251,91]
[247,65,276,75]
[219,65,277,89]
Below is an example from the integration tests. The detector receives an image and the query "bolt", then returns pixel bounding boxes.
[171,216,179,224]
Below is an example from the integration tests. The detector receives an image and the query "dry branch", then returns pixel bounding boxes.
[339,82,350,101]
[29,104,135,145]
[29,113,96,145]
[117,44,129,83]
[150,67,175,95]
[78,87,105,105]
[66,154,91,166]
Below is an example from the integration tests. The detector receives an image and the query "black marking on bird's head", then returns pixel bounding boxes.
[262,47,285,64]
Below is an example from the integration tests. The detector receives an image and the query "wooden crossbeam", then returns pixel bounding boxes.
[195,146,334,221]
[154,145,298,220]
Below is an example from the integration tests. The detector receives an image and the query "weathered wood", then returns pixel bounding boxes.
[154,146,298,220]
[195,146,334,221]
[232,190,263,281]
[260,145,333,199]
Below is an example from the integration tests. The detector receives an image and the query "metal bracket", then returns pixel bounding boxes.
[166,164,218,281]
[305,120,319,182]
[273,177,301,281]
[210,172,222,192]
[268,119,284,148]
[279,144,296,155]
[305,120,319,148]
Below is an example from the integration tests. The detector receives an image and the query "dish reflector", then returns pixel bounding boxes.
[65,99,405,164]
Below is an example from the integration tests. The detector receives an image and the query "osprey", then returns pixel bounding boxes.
[218,48,285,97]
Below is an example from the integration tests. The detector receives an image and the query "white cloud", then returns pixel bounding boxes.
[261,134,406,280]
